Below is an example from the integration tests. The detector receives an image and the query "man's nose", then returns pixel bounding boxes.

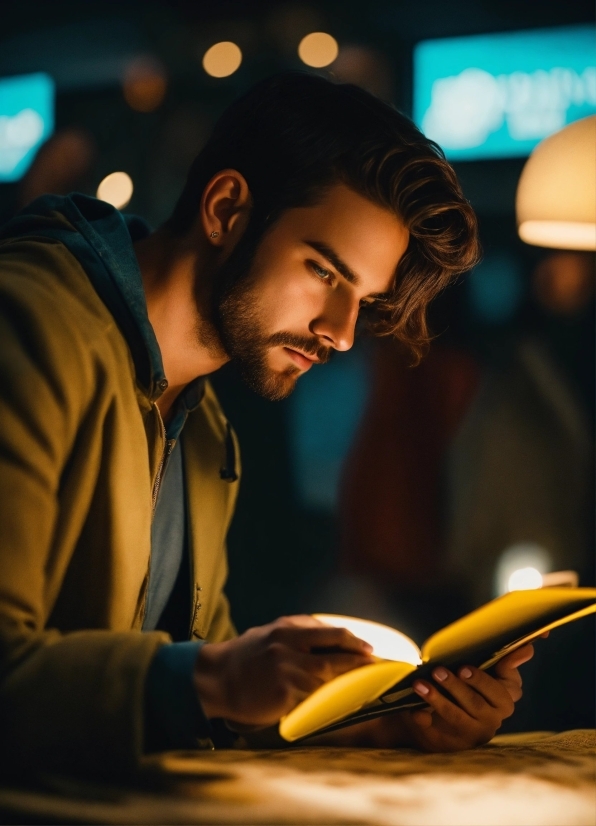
[310,295,358,352]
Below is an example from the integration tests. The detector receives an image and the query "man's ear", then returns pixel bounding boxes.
[200,169,252,249]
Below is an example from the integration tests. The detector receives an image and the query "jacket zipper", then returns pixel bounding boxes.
[189,584,202,637]
[151,438,175,513]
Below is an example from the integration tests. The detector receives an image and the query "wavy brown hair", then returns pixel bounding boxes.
[168,72,480,362]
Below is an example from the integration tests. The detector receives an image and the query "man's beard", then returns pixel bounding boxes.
[218,284,333,400]
[201,224,333,401]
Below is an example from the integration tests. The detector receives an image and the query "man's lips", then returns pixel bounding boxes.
[283,347,319,370]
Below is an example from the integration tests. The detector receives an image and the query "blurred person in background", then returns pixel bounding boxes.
[0,72,540,780]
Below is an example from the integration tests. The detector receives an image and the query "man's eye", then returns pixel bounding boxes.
[310,262,333,281]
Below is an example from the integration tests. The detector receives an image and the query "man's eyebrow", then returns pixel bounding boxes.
[304,240,360,286]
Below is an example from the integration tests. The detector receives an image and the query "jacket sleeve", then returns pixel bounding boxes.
[0,250,169,780]
[143,590,236,754]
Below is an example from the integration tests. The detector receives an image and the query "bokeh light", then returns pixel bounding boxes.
[298,32,339,68]
[533,251,594,315]
[494,542,551,596]
[507,567,543,591]
[202,42,242,78]
[123,59,167,113]
[96,171,133,209]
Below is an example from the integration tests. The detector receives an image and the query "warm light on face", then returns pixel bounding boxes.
[298,32,339,68]
[312,614,422,664]
[96,171,133,209]
[519,221,596,251]
[507,567,543,592]
[202,42,242,78]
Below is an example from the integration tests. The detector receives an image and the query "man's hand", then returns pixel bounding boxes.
[194,615,374,727]
[365,643,535,751]
[312,642,538,751]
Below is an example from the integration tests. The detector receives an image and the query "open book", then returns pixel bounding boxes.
[279,585,596,742]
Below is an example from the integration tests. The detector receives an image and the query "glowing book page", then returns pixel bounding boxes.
[311,615,422,664]
[421,587,596,665]
[279,591,596,742]
[279,660,417,742]
[279,615,421,742]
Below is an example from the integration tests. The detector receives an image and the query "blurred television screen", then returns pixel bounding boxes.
[414,25,596,160]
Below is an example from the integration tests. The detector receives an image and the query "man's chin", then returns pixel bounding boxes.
[237,363,300,401]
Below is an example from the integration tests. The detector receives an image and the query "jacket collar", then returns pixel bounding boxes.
[8,193,204,406]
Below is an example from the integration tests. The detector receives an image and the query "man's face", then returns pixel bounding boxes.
[214,184,410,400]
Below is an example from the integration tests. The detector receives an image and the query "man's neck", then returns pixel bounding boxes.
[134,227,228,420]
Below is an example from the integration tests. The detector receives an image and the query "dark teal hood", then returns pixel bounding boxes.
[0,192,237,478]
[0,193,166,400]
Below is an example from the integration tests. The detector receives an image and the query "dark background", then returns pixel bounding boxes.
[1,0,594,732]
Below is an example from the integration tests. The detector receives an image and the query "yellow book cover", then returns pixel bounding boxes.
[279,586,596,742]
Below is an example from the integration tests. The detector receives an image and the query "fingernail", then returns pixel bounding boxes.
[362,643,373,653]
[414,681,430,695]
[460,667,472,679]
[433,666,448,682]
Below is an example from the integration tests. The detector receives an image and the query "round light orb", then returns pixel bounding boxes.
[298,32,339,68]
[516,115,596,251]
[508,567,543,592]
[202,41,242,78]
[494,542,551,596]
[96,171,133,210]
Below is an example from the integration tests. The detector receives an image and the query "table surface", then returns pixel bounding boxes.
[1,730,594,826]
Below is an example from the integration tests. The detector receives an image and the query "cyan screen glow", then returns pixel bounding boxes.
[0,72,54,182]
[414,25,596,160]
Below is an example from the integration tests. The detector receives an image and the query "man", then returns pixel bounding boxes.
[0,73,534,779]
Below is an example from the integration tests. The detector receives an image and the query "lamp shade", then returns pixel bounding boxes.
[516,116,596,251]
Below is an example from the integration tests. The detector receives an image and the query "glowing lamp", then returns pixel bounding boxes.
[516,116,596,251]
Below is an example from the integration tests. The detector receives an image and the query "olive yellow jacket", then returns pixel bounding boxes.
[0,196,239,778]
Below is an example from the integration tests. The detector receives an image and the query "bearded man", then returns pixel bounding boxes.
[0,72,535,779]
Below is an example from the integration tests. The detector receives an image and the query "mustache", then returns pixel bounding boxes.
[266,332,334,364]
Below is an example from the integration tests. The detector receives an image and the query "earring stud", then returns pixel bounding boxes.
[210,231,220,238]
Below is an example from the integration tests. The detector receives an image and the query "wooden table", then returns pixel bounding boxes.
[0,730,594,825]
